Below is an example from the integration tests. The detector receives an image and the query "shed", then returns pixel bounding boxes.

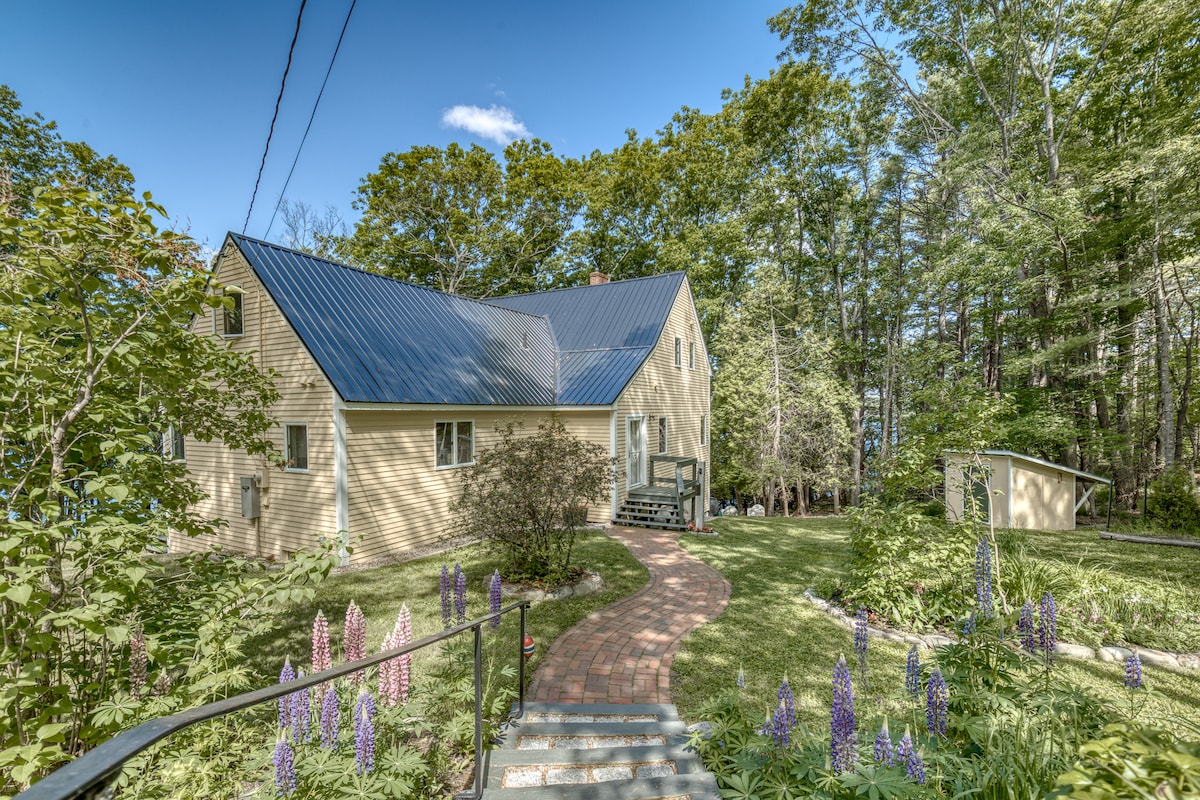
[944,450,1111,531]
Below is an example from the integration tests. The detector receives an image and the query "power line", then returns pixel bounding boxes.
[243,0,310,235]
[265,0,359,240]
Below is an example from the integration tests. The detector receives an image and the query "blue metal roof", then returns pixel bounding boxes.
[226,236,684,406]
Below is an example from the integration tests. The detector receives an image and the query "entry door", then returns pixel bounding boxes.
[627,417,647,489]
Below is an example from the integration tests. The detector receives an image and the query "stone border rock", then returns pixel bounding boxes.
[502,571,605,603]
[801,589,1200,671]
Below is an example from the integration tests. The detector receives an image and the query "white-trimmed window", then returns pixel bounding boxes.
[674,337,682,367]
[689,342,697,370]
[167,425,185,462]
[436,420,474,468]
[223,287,244,337]
[658,417,669,454]
[700,415,707,446]
[285,424,308,472]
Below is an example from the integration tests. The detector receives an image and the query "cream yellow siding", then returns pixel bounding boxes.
[614,278,711,518]
[344,409,611,563]
[945,453,1078,531]
[176,243,336,559]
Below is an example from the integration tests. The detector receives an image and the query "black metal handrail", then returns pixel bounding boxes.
[18,600,532,800]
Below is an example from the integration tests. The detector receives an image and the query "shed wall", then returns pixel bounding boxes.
[944,454,1010,527]
[344,409,611,563]
[177,244,336,559]
[1010,461,1076,530]
[614,279,711,515]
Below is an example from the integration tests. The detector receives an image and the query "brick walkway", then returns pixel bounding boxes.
[528,527,731,704]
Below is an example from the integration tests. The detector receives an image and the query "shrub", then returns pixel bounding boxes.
[1145,465,1200,536]
[452,416,615,581]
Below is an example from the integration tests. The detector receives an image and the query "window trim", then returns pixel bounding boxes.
[222,286,244,338]
[658,416,669,455]
[435,419,476,469]
[284,423,309,473]
[674,337,682,367]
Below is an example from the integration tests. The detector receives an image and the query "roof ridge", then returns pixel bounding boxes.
[489,270,686,301]
[227,232,553,323]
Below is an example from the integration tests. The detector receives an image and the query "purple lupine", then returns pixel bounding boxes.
[344,601,367,684]
[273,737,296,796]
[1019,600,1037,653]
[896,729,925,784]
[454,562,467,624]
[974,537,993,617]
[1125,652,1143,690]
[769,677,796,748]
[489,570,502,630]
[962,614,977,637]
[830,656,856,773]
[905,646,921,699]
[319,685,339,749]
[926,668,948,737]
[439,564,452,629]
[353,692,376,775]
[278,660,296,729]
[290,669,311,742]
[854,608,869,682]
[873,722,895,766]
[1039,592,1058,664]
[129,626,148,699]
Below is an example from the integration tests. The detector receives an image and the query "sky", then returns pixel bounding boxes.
[2,1,786,251]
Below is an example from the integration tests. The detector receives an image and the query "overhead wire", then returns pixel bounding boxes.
[243,0,310,235]
[265,0,359,240]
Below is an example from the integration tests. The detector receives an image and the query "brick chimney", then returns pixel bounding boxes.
[589,271,610,286]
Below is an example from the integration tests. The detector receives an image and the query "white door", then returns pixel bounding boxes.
[627,417,647,489]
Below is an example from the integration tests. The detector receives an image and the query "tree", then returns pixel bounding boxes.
[0,182,334,791]
[276,198,346,258]
[451,417,614,580]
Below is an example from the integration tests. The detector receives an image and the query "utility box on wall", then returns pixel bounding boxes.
[240,476,260,519]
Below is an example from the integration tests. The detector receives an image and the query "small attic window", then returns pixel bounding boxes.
[223,286,244,337]
[674,337,682,367]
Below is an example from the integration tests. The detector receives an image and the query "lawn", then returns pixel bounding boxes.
[245,529,648,688]
[672,516,1200,730]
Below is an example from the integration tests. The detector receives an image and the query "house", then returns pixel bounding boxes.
[173,234,711,564]
[944,450,1110,531]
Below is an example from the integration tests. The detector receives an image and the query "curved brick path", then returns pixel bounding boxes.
[528,527,731,704]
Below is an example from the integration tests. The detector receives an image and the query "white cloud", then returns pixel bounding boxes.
[441,104,531,145]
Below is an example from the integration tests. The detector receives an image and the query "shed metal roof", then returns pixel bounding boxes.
[946,450,1111,484]
[225,235,683,407]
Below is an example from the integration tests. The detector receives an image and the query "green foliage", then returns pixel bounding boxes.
[846,499,976,628]
[452,416,614,581]
[1054,723,1200,799]
[1145,466,1200,536]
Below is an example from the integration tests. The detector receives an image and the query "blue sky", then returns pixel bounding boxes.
[2,1,784,250]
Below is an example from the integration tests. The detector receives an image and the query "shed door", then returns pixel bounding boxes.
[627,417,647,489]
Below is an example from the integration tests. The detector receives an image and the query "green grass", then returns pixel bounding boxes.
[673,516,1200,730]
[245,529,648,687]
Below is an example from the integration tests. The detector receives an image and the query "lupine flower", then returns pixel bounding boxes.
[273,737,296,796]
[896,728,925,784]
[1019,600,1037,653]
[769,677,796,748]
[353,692,376,775]
[454,562,467,624]
[962,614,977,637]
[379,628,401,707]
[396,604,412,703]
[312,610,332,704]
[489,570,502,630]
[1125,652,1143,690]
[278,660,296,729]
[830,656,856,773]
[974,537,993,617]
[319,686,339,749]
[153,670,171,697]
[439,564,452,629]
[926,668,948,737]
[290,669,310,742]
[736,667,746,690]
[873,721,895,766]
[1039,592,1058,664]
[854,608,869,682]
[905,646,921,698]
[344,601,366,683]
[129,626,148,699]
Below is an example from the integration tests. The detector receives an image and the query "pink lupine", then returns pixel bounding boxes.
[396,604,412,703]
[344,601,367,683]
[129,626,148,699]
[378,605,413,706]
[311,610,332,702]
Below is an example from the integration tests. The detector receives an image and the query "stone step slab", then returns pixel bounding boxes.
[481,772,722,800]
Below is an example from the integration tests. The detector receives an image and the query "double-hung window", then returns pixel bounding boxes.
[167,425,185,461]
[436,421,474,468]
[285,424,308,472]
[223,287,244,337]
[689,342,696,370]
[674,337,682,367]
